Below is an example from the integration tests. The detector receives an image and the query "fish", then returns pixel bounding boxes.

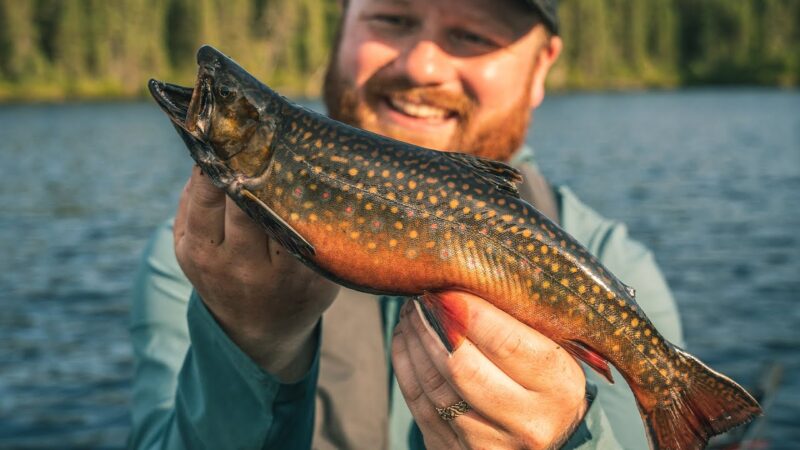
[148,45,761,450]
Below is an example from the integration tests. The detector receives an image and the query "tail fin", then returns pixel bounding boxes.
[633,348,762,450]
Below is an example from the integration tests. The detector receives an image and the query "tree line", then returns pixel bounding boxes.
[0,0,797,101]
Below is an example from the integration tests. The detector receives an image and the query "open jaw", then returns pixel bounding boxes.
[148,76,213,136]
[148,79,193,123]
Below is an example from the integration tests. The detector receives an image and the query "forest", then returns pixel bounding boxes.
[0,0,797,101]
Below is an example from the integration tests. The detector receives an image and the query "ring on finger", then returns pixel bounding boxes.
[436,400,471,421]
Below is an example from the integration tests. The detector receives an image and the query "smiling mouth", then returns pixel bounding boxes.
[384,96,456,122]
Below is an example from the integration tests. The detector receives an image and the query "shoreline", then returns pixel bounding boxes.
[1,83,797,105]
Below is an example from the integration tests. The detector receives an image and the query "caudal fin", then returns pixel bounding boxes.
[633,348,762,450]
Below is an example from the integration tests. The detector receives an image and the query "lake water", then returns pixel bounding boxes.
[0,89,798,448]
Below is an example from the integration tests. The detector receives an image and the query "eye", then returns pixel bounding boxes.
[450,29,497,49]
[218,84,233,98]
[368,14,416,31]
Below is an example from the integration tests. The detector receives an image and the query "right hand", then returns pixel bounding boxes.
[174,166,340,381]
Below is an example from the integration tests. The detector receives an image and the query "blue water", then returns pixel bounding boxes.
[0,89,798,448]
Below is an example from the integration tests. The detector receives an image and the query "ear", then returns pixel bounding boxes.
[528,35,562,109]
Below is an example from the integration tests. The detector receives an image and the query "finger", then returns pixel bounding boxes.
[185,165,226,246]
[407,299,531,431]
[222,196,268,259]
[435,291,584,392]
[399,303,463,411]
[391,323,459,450]
[173,176,192,243]
[398,303,505,446]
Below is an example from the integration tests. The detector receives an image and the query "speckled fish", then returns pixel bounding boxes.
[148,46,760,450]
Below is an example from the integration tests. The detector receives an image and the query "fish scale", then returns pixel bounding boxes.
[149,45,761,450]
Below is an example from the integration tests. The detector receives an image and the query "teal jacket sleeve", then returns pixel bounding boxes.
[128,220,320,449]
[558,186,684,449]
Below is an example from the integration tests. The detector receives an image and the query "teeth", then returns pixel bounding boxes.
[389,98,449,120]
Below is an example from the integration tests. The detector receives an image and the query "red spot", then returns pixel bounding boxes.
[430,223,438,230]
[480,228,488,235]
[322,192,330,199]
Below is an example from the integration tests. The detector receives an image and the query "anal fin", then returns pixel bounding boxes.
[560,340,614,384]
[240,189,315,259]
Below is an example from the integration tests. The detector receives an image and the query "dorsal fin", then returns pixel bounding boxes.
[441,152,522,198]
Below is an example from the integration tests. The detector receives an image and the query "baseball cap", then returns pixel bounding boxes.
[521,0,559,34]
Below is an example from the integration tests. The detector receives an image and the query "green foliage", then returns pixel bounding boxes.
[0,0,797,101]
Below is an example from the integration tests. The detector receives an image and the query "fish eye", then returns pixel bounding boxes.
[217,84,233,98]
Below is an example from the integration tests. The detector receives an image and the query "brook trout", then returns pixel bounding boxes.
[149,45,760,450]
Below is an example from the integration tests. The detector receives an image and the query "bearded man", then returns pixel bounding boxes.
[129,0,682,448]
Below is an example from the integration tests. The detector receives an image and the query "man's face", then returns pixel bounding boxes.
[324,0,558,161]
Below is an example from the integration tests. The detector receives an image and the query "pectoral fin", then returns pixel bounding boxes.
[240,189,315,259]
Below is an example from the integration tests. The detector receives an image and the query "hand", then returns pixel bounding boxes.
[392,292,587,450]
[174,166,340,381]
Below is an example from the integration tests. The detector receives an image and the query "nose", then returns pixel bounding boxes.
[396,39,457,86]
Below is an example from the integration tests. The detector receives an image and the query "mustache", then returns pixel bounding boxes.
[364,74,475,120]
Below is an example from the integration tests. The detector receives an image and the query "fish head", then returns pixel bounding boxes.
[149,45,280,169]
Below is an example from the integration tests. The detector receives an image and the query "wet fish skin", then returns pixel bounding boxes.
[148,45,761,450]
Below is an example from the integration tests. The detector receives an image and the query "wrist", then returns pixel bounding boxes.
[252,320,319,381]
[203,297,322,382]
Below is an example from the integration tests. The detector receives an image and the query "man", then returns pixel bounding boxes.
[129,0,683,448]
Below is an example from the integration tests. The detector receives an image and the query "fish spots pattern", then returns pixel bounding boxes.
[255,106,685,395]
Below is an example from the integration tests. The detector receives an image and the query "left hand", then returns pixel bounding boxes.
[391,292,588,450]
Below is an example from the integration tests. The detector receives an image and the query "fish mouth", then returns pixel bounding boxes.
[148,79,193,123]
[148,75,213,137]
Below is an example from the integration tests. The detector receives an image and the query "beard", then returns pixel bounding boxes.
[322,45,532,163]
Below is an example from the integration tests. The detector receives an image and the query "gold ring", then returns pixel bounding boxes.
[436,400,471,421]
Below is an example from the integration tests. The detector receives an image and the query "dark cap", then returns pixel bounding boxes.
[521,0,558,34]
